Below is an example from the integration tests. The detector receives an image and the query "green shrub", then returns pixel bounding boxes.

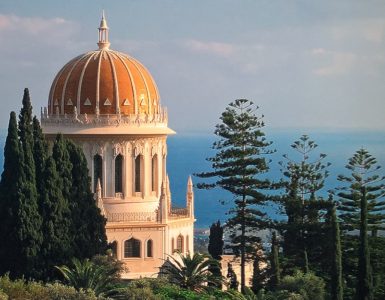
[0,275,98,300]
[45,283,98,300]
[277,271,325,300]
[0,289,8,300]
[0,275,31,300]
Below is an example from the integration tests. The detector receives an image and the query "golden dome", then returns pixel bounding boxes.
[48,14,160,116]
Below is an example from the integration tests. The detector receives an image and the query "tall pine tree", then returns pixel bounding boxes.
[196,99,273,293]
[330,205,343,300]
[278,135,331,275]
[358,187,373,300]
[336,149,384,299]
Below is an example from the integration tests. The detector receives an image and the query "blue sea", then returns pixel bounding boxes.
[1,129,385,229]
[167,130,385,228]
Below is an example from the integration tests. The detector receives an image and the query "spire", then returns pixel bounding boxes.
[97,11,110,50]
[159,180,168,223]
[96,178,102,199]
[95,179,106,216]
[186,175,194,219]
[166,174,171,213]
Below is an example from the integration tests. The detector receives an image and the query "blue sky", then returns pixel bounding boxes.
[0,0,385,133]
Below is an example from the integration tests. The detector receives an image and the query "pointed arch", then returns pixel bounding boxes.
[124,238,141,258]
[115,154,123,194]
[151,154,158,193]
[134,154,143,193]
[176,234,184,253]
[146,239,153,258]
[93,154,102,192]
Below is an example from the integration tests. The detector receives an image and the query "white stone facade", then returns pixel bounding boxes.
[41,14,195,279]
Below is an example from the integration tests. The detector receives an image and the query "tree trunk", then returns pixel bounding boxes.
[357,186,373,300]
[240,196,246,294]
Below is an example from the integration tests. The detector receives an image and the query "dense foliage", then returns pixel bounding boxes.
[0,89,107,280]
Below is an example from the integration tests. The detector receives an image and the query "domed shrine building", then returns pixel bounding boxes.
[41,14,195,279]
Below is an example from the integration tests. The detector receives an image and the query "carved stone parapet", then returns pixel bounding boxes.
[107,211,157,222]
[41,109,168,127]
[169,207,189,219]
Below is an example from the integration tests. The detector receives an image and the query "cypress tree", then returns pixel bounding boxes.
[66,140,107,258]
[208,220,224,288]
[52,134,73,204]
[18,88,36,182]
[208,220,224,259]
[32,116,48,196]
[270,231,281,288]
[17,89,42,278]
[330,205,343,300]
[39,156,72,279]
[196,99,274,293]
[0,112,25,276]
[252,255,266,293]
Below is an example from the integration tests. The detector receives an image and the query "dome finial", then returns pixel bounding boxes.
[97,11,110,50]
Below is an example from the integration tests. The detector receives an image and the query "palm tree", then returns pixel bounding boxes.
[161,252,222,291]
[55,257,120,297]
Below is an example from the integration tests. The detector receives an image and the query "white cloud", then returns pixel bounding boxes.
[183,39,235,58]
[331,18,385,43]
[311,49,357,76]
[0,14,76,39]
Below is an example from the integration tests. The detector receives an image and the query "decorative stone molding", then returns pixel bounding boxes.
[132,140,145,157]
[92,143,105,156]
[41,110,168,127]
[113,142,125,157]
[107,212,157,222]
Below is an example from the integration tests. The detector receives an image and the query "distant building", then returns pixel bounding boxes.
[41,13,194,279]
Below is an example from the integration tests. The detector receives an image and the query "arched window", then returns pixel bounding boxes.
[93,154,102,191]
[151,155,158,192]
[147,240,153,257]
[115,154,123,193]
[124,238,141,258]
[135,155,142,193]
[176,235,183,253]
[110,241,117,258]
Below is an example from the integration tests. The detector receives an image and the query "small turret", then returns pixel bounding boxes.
[186,175,194,219]
[166,174,171,214]
[95,179,106,216]
[97,11,110,50]
[159,180,168,223]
